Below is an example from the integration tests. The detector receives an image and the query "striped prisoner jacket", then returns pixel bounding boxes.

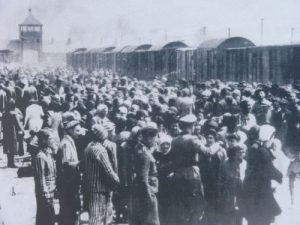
[84,141,120,194]
[34,148,56,198]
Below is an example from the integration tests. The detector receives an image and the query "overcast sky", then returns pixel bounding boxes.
[0,0,299,48]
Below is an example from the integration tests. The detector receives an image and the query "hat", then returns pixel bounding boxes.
[119,106,128,114]
[131,126,142,137]
[62,112,80,129]
[96,104,108,113]
[206,128,217,137]
[36,128,52,141]
[141,122,158,137]
[179,114,197,124]
[259,124,275,141]
[92,124,108,141]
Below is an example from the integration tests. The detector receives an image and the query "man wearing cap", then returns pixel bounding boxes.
[83,124,120,225]
[131,123,160,225]
[57,114,82,225]
[168,114,222,225]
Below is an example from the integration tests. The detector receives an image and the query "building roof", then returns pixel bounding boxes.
[135,44,152,51]
[20,9,42,26]
[198,37,255,49]
[103,46,116,52]
[120,45,138,53]
[163,41,188,49]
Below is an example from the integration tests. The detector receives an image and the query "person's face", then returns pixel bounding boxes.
[160,142,171,154]
[258,91,265,100]
[206,134,215,146]
[227,138,238,148]
[170,122,180,134]
[145,135,158,148]
[194,125,202,136]
[99,109,108,118]
[197,112,204,121]
[69,124,82,139]
[235,150,246,162]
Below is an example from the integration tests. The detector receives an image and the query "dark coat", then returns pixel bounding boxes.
[242,141,283,224]
[2,109,23,155]
[131,142,160,225]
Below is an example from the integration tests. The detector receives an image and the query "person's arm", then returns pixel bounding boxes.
[136,150,152,198]
[96,148,120,187]
[14,111,25,134]
[23,108,29,128]
[262,147,283,184]
[193,138,221,156]
[60,142,79,169]
[35,156,51,197]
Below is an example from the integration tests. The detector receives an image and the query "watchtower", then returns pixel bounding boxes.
[19,8,43,63]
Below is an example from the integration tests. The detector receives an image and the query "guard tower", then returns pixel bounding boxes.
[19,8,43,63]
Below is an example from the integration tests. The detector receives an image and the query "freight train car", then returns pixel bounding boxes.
[176,47,197,81]
[225,45,300,84]
[194,37,255,81]
[67,36,300,84]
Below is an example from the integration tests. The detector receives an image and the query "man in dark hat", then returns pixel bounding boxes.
[56,113,83,225]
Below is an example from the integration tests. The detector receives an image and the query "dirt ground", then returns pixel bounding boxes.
[1,152,300,225]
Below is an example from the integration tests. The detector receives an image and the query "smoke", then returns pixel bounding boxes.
[0,0,299,49]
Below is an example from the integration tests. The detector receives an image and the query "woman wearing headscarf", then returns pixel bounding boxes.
[242,125,283,225]
[153,134,173,225]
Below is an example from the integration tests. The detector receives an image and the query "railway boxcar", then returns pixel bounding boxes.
[102,46,116,73]
[194,37,255,81]
[176,47,196,81]
[134,44,152,80]
[226,44,300,84]
[161,41,188,80]
[119,45,138,77]
[67,36,300,84]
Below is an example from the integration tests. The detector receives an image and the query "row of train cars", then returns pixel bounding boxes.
[67,37,300,84]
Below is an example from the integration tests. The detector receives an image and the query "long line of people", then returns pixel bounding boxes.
[0,64,299,225]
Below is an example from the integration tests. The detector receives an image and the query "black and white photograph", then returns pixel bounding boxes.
[0,0,300,225]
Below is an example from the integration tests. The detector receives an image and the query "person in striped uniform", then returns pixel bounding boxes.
[34,128,56,225]
[83,124,120,225]
[57,113,83,225]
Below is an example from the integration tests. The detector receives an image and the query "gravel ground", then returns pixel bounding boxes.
[1,153,300,225]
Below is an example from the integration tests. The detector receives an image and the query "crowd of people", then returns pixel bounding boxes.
[0,64,300,225]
